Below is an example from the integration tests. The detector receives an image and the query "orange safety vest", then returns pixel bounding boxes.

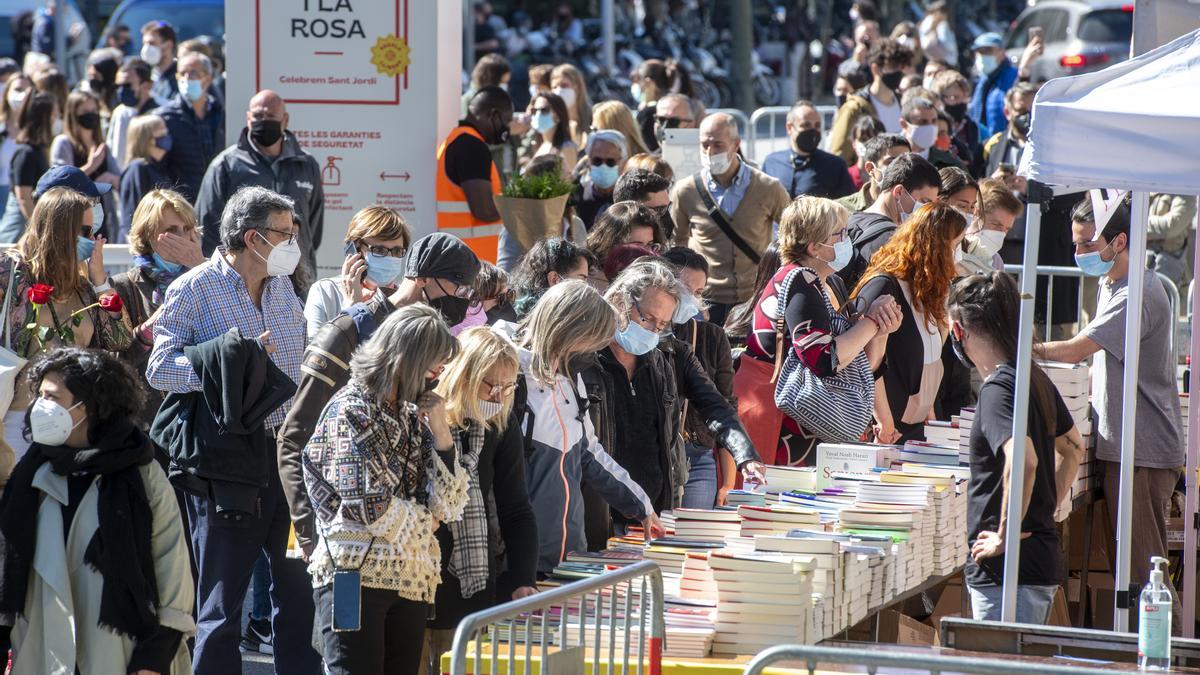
[436,125,503,263]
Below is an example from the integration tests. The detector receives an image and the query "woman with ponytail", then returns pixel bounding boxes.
[948,271,1084,624]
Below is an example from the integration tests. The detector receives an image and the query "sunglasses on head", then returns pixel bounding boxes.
[590,156,618,167]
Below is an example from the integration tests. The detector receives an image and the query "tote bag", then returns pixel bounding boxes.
[0,259,28,480]
[772,267,874,443]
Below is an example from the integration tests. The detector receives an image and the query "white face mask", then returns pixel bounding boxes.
[702,150,732,176]
[906,123,938,151]
[552,86,576,108]
[254,231,302,277]
[6,89,27,110]
[30,398,84,446]
[90,202,104,233]
[140,43,163,67]
[478,398,504,420]
[971,229,1006,258]
[52,118,63,135]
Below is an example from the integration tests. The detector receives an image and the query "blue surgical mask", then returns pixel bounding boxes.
[363,251,405,287]
[819,239,853,272]
[672,292,702,324]
[591,164,619,189]
[152,252,184,274]
[180,78,204,104]
[976,53,999,75]
[76,236,95,262]
[531,112,556,134]
[614,319,660,355]
[90,203,104,233]
[1075,245,1114,277]
[154,134,173,152]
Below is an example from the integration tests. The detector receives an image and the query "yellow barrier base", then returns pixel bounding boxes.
[437,643,814,674]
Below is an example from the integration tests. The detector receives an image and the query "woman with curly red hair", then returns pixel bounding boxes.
[852,201,966,443]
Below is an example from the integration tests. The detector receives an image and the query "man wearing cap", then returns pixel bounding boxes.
[34,165,113,240]
[278,232,481,560]
[968,31,1025,141]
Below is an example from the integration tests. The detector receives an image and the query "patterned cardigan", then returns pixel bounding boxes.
[302,380,468,603]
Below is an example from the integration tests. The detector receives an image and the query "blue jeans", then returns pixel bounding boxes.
[967,583,1058,624]
[250,553,271,622]
[0,193,26,244]
[681,443,718,509]
[496,228,524,273]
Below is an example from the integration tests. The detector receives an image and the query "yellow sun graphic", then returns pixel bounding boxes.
[370,34,410,77]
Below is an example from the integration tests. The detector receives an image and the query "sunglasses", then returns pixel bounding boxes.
[590,157,619,167]
[656,116,692,128]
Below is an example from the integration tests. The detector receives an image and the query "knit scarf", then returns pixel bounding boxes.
[447,422,489,597]
[133,254,185,306]
[0,419,161,639]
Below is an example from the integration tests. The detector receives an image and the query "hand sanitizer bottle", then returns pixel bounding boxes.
[1139,556,1172,671]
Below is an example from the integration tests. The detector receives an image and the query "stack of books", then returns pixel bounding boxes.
[764,465,818,493]
[900,440,961,467]
[754,532,844,640]
[882,469,966,575]
[679,551,718,602]
[708,552,814,655]
[737,504,821,536]
[643,538,723,576]
[838,506,922,588]
[726,490,767,507]
[923,420,961,450]
[1041,361,1092,435]
[954,407,975,462]
[674,509,743,542]
[662,597,717,657]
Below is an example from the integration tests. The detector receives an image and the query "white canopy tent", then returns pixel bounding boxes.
[1009,28,1200,632]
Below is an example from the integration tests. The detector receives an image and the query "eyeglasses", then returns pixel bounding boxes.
[435,278,474,299]
[262,227,298,245]
[358,242,406,258]
[655,116,692,128]
[590,156,619,168]
[483,378,519,398]
[633,298,671,333]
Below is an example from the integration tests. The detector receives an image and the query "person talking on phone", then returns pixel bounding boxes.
[303,206,411,340]
[303,304,468,673]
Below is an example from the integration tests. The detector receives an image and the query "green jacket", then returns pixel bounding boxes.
[828,91,879,164]
[838,181,874,214]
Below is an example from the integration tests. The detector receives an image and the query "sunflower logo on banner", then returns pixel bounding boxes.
[371,34,411,77]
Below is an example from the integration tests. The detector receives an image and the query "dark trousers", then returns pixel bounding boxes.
[186,460,321,675]
[315,583,430,674]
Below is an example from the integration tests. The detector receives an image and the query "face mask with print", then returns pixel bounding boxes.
[254,231,301,277]
[76,235,96,262]
[29,398,84,446]
[614,318,660,356]
[531,112,556,134]
[590,163,619,189]
[552,86,576,108]
[140,43,162,66]
[363,251,404,287]
[819,240,854,272]
[672,292,702,325]
[701,150,732,176]
[477,398,504,420]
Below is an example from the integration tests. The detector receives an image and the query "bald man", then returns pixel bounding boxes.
[196,88,324,293]
[669,113,789,323]
[153,52,225,202]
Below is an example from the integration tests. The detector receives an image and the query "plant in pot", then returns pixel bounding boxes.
[494,162,575,250]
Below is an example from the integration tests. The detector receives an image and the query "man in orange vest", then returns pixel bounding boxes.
[436,86,512,264]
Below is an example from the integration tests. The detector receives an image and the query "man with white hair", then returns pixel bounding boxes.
[153,51,224,202]
[574,128,627,230]
[669,113,789,325]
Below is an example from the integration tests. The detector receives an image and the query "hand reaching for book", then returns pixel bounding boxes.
[642,513,665,541]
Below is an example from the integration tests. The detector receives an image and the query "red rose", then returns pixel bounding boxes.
[27,284,54,305]
[98,293,123,313]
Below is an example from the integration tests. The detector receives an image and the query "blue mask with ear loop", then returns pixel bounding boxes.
[614,319,661,355]
[152,252,184,274]
[76,236,96,261]
[1075,242,1115,277]
[672,292,702,324]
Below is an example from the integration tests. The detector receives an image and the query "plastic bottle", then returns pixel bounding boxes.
[1138,556,1172,670]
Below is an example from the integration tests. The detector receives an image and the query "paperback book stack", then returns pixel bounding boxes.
[901,439,961,468]
[843,541,891,622]
[708,552,814,655]
[674,508,743,542]
[1041,361,1092,435]
[922,420,964,462]
[838,505,922,589]
[882,469,966,575]
[726,489,767,507]
[953,407,975,463]
[764,465,817,493]
[753,532,843,640]
[662,597,717,657]
[737,505,821,536]
[679,551,718,602]
[643,538,723,576]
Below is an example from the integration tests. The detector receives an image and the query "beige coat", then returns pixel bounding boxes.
[7,462,195,675]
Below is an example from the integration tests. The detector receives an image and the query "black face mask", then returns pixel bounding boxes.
[77,111,101,130]
[489,111,511,145]
[881,70,905,92]
[250,119,283,146]
[944,102,968,123]
[87,78,106,95]
[793,128,821,155]
[567,353,594,374]
[950,330,975,370]
[424,288,470,325]
[1012,113,1031,138]
[835,93,847,108]
[424,379,439,393]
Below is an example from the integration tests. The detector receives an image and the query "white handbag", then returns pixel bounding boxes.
[0,258,28,476]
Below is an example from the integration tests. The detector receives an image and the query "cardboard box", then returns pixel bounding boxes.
[1067,507,1111,572]
[931,575,965,627]
[1089,573,1115,631]
[1168,517,1185,550]
[1048,587,1072,627]
[878,610,937,646]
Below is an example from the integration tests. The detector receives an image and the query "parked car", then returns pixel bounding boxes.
[99,0,223,52]
[1004,0,1133,82]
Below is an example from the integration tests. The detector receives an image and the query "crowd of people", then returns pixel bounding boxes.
[0,1,1188,673]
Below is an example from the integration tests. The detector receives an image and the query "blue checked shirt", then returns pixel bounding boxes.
[704,159,751,217]
[147,248,305,428]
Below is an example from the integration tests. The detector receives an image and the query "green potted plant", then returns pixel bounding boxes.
[494,165,575,250]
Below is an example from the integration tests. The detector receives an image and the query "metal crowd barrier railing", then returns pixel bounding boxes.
[742,643,1116,675]
[0,242,134,279]
[448,559,665,675]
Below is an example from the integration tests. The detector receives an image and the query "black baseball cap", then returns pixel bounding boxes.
[34,165,111,200]
[403,233,480,286]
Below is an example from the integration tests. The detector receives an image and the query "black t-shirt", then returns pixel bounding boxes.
[965,363,1073,587]
[10,143,49,189]
[444,125,494,187]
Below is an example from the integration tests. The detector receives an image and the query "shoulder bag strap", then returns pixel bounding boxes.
[1,258,18,351]
[769,268,803,385]
[692,173,761,265]
[679,320,699,435]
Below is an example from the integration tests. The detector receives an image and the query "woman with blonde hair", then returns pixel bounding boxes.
[52,91,120,238]
[502,280,661,573]
[304,205,412,339]
[112,188,203,426]
[0,187,131,469]
[550,63,591,145]
[118,114,172,240]
[736,196,900,465]
[591,101,650,157]
[424,326,538,671]
[852,201,967,443]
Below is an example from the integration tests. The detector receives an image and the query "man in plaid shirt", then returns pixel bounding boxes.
[147,185,320,675]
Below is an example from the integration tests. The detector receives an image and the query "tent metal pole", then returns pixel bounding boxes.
[1001,187,1045,622]
[1185,198,1200,638]
[602,0,616,74]
[1114,191,1149,632]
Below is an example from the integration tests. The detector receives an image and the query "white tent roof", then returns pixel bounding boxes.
[1024,28,1200,195]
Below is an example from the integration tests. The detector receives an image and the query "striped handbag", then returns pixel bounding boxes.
[772,267,875,443]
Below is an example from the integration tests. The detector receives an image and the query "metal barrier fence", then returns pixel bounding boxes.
[0,243,133,279]
[742,105,838,163]
[742,643,1115,675]
[448,560,664,675]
